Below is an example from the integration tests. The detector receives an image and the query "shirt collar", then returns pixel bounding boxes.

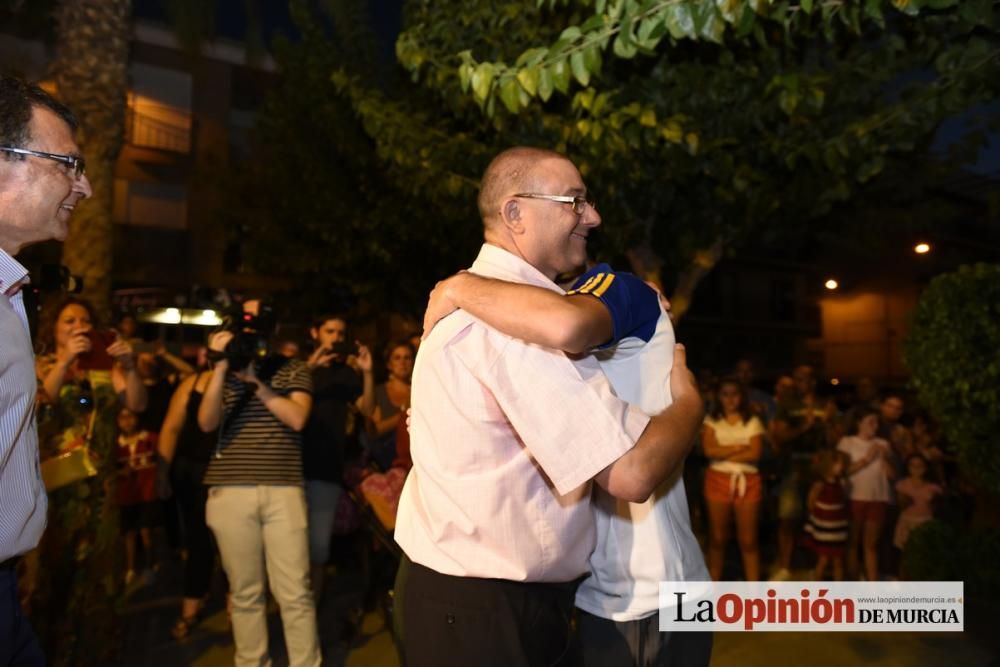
[469,244,565,294]
[0,248,29,295]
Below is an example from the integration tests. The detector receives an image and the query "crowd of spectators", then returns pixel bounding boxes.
[25,297,972,661]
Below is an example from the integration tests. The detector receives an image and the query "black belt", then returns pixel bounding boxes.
[0,556,20,571]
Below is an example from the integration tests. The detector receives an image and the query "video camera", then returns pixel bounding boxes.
[209,301,279,376]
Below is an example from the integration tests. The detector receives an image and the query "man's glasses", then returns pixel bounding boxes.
[513,193,596,216]
[0,146,86,178]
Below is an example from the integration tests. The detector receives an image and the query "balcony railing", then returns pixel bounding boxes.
[125,107,192,154]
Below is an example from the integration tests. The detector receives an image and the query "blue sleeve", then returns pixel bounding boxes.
[568,263,661,348]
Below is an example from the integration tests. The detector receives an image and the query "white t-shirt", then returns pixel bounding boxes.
[573,277,709,622]
[837,435,892,502]
[703,415,764,474]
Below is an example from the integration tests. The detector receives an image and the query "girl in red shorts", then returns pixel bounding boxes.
[702,377,765,581]
[837,408,895,581]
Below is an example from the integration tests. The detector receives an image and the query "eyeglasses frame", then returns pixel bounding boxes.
[513,192,596,216]
[0,145,86,179]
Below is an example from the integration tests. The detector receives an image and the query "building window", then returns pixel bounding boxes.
[114,180,188,229]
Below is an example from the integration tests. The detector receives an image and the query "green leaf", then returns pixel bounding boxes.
[613,33,639,58]
[692,0,725,42]
[570,51,591,85]
[458,63,473,94]
[517,65,540,96]
[801,0,814,14]
[551,58,572,93]
[664,1,697,39]
[560,26,583,41]
[583,44,603,75]
[471,63,496,104]
[499,77,522,113]
[538,66,555,101]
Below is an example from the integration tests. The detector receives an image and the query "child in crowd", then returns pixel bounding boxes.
[116,407,159,585]
[701,377,765,581]
[838,408,895,581]
[893,454,943,554]
[804,449,849,581]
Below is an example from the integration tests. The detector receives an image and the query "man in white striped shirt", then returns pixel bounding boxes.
[0,75,92,665]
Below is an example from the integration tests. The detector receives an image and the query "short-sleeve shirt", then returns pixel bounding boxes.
[394,245,650,583]
[895,478,942,520]
[202,358,312,487]
[569,264,710,620]
[703,415,765,474]
[837,435,892,502]
[302,363,362,483]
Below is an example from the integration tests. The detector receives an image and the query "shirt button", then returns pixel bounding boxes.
[446,613,455,625]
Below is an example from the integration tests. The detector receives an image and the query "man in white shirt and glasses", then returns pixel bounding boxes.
[394,146,704,666]
[0,74,92,666]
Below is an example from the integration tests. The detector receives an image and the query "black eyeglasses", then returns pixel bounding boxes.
[0,146,86,178]
[513,193,596,216]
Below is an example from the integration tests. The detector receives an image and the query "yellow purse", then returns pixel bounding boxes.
[40,409,99,491]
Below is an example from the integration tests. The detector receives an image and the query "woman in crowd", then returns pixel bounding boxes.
[157,368,222,639]
[838,408,895,581]
[29,297,147,662]
[701,377,765,581]
[366,341,414,471]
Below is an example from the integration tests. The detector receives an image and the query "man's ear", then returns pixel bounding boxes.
[309,327,318,341]
[501,199,524,233]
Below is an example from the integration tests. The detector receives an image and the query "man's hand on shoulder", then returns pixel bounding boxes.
[422,271,467,337]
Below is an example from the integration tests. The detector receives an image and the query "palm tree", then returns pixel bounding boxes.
[48,0,132,320]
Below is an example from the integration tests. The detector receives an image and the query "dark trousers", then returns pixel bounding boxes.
[172,458,217,599]
[577,609,712,667]
[395,556,581,667]
[0,563,45,667]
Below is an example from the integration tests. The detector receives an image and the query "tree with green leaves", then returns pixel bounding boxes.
[904,263,1000,498]
[326,0,999,318]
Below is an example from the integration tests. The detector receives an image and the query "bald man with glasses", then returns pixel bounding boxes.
[0,75,92,666]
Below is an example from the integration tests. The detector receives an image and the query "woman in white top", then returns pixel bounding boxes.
[702,377,765,581]
[837,408,895,581]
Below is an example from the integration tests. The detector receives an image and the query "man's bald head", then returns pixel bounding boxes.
[477,146,567,227]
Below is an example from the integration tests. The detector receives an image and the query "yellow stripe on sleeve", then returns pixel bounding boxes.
[591,273,616,298]
[569,273,604,295]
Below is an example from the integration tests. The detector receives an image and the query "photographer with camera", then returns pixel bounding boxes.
[197,299,320,667]
[302,315,374,604]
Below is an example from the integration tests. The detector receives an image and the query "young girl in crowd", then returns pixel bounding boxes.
[893,454,943,556]
[838,408,895,581]
[116,407,160,585]
[804,450,849,581]
[702,377,765,581]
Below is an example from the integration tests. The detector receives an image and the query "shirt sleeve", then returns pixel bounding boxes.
[281,360,313,395]
[455,330,649,496]
[568,264,661,348]
[747,416,765,438]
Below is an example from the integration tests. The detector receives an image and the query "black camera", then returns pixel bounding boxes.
[323,340,355,363]
[211,302,278,373]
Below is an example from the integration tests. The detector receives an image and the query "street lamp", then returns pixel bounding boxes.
[824,279,839,290]
[914,242,931,254]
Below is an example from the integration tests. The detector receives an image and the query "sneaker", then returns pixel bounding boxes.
[769,568,792,582]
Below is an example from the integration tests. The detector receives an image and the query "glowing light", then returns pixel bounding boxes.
[831,378,840,386]
[824,279,839,290]
[914,242,931,254]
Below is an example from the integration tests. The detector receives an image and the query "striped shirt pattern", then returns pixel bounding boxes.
[0,249,47,561]
[202,359,312,487]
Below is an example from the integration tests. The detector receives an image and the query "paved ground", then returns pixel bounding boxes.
[114,559,997,667]
[111,520,998,667]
